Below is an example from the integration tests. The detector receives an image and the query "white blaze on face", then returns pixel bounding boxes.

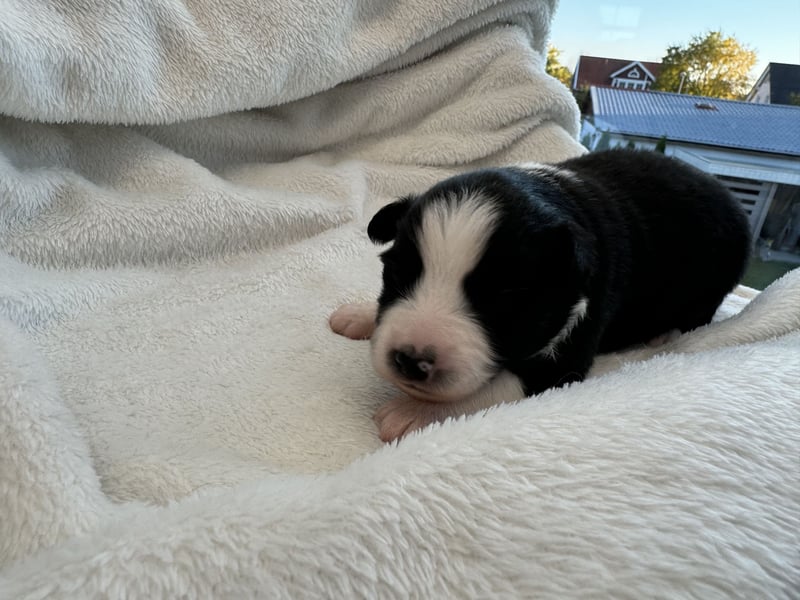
[370,192,499,401]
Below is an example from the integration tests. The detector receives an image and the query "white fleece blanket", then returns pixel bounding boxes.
[1,1,799,597]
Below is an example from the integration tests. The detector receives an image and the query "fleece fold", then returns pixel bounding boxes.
[1,0,798,597]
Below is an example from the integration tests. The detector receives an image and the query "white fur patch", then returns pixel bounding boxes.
[370,192,498,400]
[536,297,589,360]
[460,368,527,412]
[517,162,580,185]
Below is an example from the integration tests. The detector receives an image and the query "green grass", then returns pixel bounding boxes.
[741,256,798,290]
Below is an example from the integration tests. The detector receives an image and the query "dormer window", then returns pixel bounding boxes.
[606,61,656,91]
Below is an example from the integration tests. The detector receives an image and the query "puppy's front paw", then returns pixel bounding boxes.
[329,302,377,340]
[374,396,444,442]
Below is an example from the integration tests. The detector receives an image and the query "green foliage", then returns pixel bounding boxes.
[789,92,800,106]
[572,87,590,112]
[594,131,612,151]
[652,30,757,99]
[654,135,668,153]
[546,45,573,87]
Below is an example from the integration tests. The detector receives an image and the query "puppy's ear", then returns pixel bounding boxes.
[367,196,413,244]
[568,222,597,279]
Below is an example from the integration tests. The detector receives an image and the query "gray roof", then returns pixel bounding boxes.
[589,86,800,157]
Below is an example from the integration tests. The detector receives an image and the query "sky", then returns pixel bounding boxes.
[549,1,800,80]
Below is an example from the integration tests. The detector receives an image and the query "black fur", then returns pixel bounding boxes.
[370,149,752,396]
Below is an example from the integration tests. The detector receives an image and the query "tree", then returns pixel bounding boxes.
[593,131,612,151]
[652,31,757,99]
[546,45,573,87]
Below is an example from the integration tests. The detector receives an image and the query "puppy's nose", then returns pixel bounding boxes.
[392,348,435,381]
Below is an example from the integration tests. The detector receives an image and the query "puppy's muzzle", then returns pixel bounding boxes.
[391,346,436,382]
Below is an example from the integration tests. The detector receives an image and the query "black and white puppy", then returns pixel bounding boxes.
[331,149,751,441]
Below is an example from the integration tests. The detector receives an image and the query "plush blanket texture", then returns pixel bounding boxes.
[1,0,798,597]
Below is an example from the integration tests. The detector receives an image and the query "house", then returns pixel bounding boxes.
[747,62,800,105]
[571,55,661,91]
[580,86,800,259]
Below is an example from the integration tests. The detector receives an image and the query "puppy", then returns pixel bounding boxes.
[331,149,751,441]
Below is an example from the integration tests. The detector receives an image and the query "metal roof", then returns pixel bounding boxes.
[589,86,800,157]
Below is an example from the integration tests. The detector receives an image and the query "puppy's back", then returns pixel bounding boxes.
[560,149,751,350]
